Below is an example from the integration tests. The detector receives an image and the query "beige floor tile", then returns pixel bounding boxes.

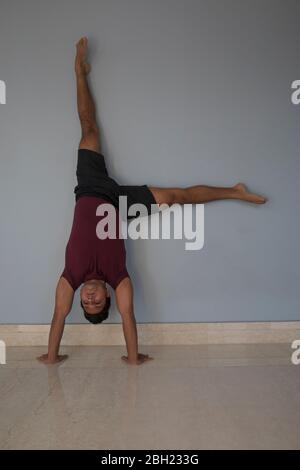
[0,344,299,449]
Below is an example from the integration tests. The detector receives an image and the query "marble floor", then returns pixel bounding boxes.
[0,344,299,450]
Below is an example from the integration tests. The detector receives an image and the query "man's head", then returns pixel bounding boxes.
[80,279,111,324]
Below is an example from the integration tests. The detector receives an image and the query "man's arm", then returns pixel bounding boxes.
[37,277,74,364]
[115,277,153,365]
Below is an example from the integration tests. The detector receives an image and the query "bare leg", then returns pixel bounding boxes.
[75,37,101,152]
[74,38,266,207]
[149,183,267,206]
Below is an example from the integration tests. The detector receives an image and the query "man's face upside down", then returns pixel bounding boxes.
[80,279,110,318]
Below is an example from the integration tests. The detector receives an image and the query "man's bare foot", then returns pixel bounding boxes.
[233,183,267,204]
[75,37,91,76]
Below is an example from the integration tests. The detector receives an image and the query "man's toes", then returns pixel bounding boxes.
[249,193,267,204]
[76,37,87,50]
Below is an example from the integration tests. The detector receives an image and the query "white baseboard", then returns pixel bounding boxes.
[0,322,299,346]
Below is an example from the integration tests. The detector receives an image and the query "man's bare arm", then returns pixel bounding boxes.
[115,277,153,365]
[37,277,74,364]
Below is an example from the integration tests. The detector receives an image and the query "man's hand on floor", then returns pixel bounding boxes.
[37,354,69,365]
[121,353,154,365]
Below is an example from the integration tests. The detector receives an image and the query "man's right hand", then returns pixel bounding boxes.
[37,354,69,365]
[121,353,154,365]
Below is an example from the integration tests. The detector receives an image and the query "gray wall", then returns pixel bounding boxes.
[0,0,299,324]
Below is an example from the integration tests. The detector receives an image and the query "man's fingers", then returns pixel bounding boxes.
[37,354,69,364]
[140,354,154,361]
[37,354,47,362]
[58,355,69,362]
[121,355,154,365]
[143,356,154,362]
[137,356,154,364]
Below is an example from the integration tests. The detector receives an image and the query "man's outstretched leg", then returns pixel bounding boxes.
[149,183,267,206]
[75,37,266,209]
[75,37,101,153]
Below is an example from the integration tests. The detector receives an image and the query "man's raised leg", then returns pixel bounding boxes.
[75,37,101,153]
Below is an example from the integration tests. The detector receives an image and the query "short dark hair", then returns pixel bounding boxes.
[80,297,111,324]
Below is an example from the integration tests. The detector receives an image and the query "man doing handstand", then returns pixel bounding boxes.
[38,38,266,366]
